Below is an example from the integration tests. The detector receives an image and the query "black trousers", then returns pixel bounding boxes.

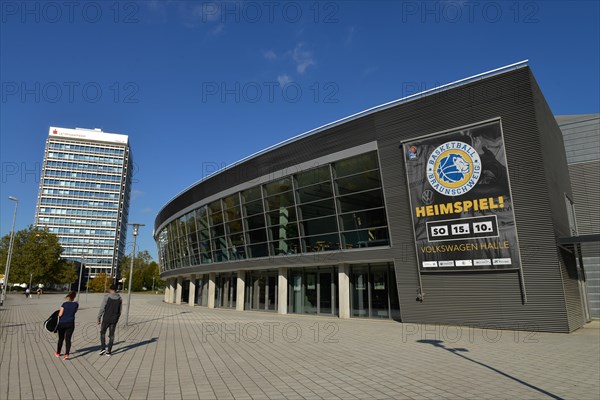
[100,321,117,353]
[57,323,75,355]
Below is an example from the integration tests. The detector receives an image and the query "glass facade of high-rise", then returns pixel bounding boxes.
[35,127,132,278]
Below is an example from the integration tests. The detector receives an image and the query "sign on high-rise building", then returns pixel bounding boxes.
[35,127,132,280]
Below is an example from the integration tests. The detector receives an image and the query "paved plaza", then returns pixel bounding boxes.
[0,293,598,400]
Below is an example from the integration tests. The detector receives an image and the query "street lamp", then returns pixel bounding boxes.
[125,223,144,325]
[85,250,91,302]
[1,196,19,307]
[76,258,84,302]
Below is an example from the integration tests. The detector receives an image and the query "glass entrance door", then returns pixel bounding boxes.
[288,267,337,315]
[245,270,278,311]
[319,269,333,314]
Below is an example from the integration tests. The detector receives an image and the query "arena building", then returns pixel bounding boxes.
[154,61,594,333]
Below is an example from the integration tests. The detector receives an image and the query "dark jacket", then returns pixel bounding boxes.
[98,293,122,324]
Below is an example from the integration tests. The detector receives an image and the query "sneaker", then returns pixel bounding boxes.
[63,354,69,360]
[105,352,111,357]
[55,352,60,358]
[99,349,106,355]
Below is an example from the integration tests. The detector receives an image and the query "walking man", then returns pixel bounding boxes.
[97,284,122,356]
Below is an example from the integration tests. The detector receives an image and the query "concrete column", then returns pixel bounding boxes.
[236,271,245,311]
[338,264,350,319]
[278,267,288,315]
[188,274,196,306]
[207,272,216,309]
[175,277,183,304]
[168,279,176,303]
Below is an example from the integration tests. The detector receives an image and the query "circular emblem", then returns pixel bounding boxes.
[421,189,434,205]
[426,141,481,196]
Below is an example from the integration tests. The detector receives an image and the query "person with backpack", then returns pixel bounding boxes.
[56,291,79,360]
[97,284,122,356]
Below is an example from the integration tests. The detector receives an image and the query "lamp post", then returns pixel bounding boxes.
[125,223,144,325]
[1,196,19,307]
[76,258,84,302]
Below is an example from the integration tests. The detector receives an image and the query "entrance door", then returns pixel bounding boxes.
[304,269,318,314]
[319,269,333,314]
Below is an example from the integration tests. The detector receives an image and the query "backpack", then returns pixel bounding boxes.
[44,310,60,333]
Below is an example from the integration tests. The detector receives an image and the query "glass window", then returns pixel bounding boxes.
[246,214,266,230]
[342,228,389,249]
[339,209,387,231]
[338,189,384,213]
[222,194,240,209]
[267,206,297,226]
[242,187,262,203]
[211,224,225,238]
[296,182,333,204]
[265,191,295,211]
[212,236,228,262]
[208,200,223,225]
[297,199,335,220]
[248,243,269,258]
[334,151,379,178]
[269,223,300,240]
[264,178,293,196]
[226,219,244,235]
[244,199,264,216]
[336,170,381,196]
[302,233,340,252]
[295,166,330,188]
[247,228,268,244]
[198,229,210,241]
[270,238,300,255]
[299,216,337,237]
[224,206,241,222]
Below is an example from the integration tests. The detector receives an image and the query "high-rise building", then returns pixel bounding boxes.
[35,127,132,280]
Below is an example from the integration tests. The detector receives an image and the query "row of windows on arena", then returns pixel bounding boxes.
[157,151,390,272]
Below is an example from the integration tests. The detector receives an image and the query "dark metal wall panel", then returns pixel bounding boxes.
[531,75,584,331]
[569,161,600,235]
[374,67,573,332]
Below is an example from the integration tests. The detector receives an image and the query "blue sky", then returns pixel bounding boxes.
[1,1,599,259]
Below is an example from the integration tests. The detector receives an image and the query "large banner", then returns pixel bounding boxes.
[403,120,521,271]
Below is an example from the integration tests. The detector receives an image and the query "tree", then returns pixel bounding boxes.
[119,250,164,292]
[0,226,74,287]
[88,272,111,293]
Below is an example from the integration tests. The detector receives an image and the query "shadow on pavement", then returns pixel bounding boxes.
[111,337,158,355]
[417,339,564,400]
[127,311,190,326]
[71,341,126,358]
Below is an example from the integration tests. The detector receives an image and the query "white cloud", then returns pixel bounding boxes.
[345,26,356,47]
[209,23,225,36]
[263,50,277,60]
[277,74,292,87]
[292,43,315,74]
[362,66,379,77]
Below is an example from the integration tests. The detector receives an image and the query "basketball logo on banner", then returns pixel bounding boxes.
[427,141,481,196]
